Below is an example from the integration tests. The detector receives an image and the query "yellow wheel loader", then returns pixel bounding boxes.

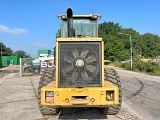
[38,8,122,115]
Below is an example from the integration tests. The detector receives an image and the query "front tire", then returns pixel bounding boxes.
[24,67,31,73]
[100,68,122,115]
[38,68,60,115]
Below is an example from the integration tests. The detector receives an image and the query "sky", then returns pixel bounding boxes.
[0,0,160,57]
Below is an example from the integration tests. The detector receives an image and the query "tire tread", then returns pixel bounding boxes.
[100,68,122,115]
[38,68,59,115]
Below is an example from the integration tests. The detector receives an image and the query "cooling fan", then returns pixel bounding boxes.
[62,49,99,84]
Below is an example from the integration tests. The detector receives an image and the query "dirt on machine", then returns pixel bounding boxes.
[38,8,122,115]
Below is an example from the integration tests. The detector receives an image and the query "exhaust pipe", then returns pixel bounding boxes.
[67,8,74,37]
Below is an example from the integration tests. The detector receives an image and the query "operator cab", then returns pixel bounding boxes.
[58,14,101,37]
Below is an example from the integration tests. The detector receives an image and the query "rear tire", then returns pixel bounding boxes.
[38,68,60,115]
[34,68,39,74]
[100,68,122,115]
[24,67,31,73]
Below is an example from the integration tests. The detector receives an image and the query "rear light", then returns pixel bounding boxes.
[45,91,54,103]
[106,91,114,101]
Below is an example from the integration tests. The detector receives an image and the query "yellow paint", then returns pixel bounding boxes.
[55,41,59,88]
[57,37,102,42]
[41,81,119,107]
[41,37,120,108]
[102,40,104,87]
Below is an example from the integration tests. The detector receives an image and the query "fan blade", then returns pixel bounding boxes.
[64,55,72,63]
[86,55,96,64]
[68,55,75,62]
[71,71,78,81]
[86,65,96,73]
[81,70,89,81]
[63,65,74,73]
[80,50,88,58]
[72,50,79,59]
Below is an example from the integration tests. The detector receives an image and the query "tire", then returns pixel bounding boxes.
[100,68,122,115]
[34,68,40,74]
[38,68,60,115]
[24,66,32,73]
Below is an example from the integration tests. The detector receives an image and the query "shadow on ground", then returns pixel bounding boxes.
[57,107,107,119]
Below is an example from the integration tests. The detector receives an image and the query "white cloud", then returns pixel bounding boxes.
[0,24,28,34]
[32,42,50,48]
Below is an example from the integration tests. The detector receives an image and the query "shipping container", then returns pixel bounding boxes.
[2,56,10,61]
[2,56,10,66]
[10,56,20,65]
[38,49,49,57]
[2,60,10,66]
[0,58,2,66]
[10,60,13,65]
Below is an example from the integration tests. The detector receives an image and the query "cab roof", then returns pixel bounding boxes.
[58,14,101,20]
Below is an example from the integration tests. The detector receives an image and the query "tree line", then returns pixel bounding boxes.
[0,42,30,58]
[98,21,160,62]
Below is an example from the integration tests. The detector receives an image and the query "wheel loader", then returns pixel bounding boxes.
[38,8,122,115]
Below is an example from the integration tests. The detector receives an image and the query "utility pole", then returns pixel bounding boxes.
[118,32,132,70]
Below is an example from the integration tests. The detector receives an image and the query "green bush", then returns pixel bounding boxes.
[114,60,160,75]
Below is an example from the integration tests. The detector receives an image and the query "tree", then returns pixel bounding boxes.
[13,50,30,58]
[104,35,128,61]
[0,42,13,56]
[98,21,128,61]
[118,28,142,59]
[99,21,121,39]
[141,33,160,58]
[56,28,61,38]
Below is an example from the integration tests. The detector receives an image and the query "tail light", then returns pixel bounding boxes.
[106,91,114,101]
[45,91,54,103]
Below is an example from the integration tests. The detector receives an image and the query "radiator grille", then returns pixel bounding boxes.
[58,42,102,87]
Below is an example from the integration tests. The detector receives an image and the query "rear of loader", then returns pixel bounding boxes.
[38,8,122,115]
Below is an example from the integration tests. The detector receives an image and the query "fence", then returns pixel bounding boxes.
[20,58,37,77]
